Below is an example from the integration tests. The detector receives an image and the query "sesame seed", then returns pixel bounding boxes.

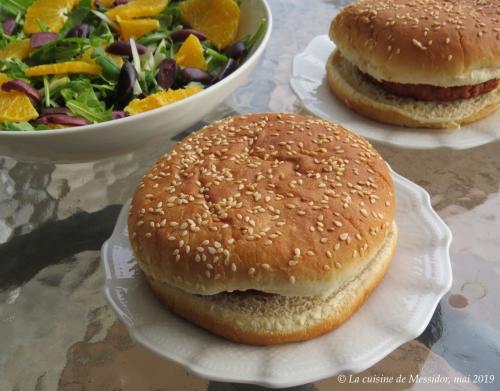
[412,38,427,50]
[320,237,328,244]
[289,276,296,284]
[231,263,237,272]
[340,233,349,241]
[248,267,256,276]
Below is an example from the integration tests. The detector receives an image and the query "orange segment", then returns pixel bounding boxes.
[106,0,168,20]
[0,74,38,122]
[24,0,78,34]
[117,17,160,39]
[175,34,207,70]
[0,40,32,61]
[25,61,102,76]
[125,86,201,114]
[180,0,240,49]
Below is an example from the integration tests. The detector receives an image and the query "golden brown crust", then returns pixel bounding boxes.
[146,223,396,345]
[326,51,500,129]
[330,0,500,87]
[128,113,395,296]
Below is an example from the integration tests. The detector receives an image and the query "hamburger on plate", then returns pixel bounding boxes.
[128,113,397,345]
[327,0,500,128]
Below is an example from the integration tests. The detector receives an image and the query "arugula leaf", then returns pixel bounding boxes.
[159,5,181,29]
[244,18,267,52]
[1,121,35,131]
[89,21,114,46]
[0,0,34,16]
[48,76,70,95]
[92,47,120,82]
[62,80,112,123]
[60,0,91,36]
[28,37,87,64]
[43,76,51,107]
[0,59,29,80]
[138,32,170,46]
[139,68,160,94]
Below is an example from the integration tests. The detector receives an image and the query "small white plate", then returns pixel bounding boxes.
[290,35,500,150]
[101,169,452,388]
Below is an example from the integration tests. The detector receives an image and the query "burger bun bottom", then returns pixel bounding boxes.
[326,50,500,129]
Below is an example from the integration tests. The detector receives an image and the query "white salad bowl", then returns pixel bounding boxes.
[0,0,272,163]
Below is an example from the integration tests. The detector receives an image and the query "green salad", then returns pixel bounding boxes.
[0,0,266,131]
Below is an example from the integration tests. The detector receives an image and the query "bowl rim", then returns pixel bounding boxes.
[0,0,273,137]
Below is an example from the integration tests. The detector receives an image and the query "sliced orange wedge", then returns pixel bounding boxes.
[0,40,32,61]
[180,0,240,49]
[0,74,39,122]
[24,0,78,34]
[117,17,160,39]
[175,34,207,70]
[107,0,168,20]
[25,61,102,76]
[125,86,201,115]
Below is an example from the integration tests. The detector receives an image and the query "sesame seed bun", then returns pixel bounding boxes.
[128,113,397,344]
[330,0,500,87]
[129,113,395,297]
[326,50,500,129]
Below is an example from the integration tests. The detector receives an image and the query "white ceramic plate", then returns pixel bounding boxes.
[101,169,452,388]
[0,0,272,163]
[290,35,500,150]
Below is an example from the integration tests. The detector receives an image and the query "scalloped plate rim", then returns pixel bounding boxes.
[101,169,452,388]
[290,35,500,150]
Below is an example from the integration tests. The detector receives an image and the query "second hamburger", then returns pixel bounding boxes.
[328,0,500,129]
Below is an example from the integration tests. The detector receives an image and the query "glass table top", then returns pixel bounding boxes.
[0,1,499,390]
